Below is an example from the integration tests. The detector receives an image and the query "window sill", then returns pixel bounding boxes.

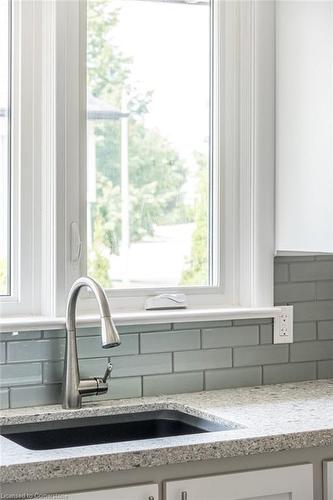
[0,306,281,332]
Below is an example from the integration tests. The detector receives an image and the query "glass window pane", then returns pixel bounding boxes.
[87,0,211,289]
[0,0,11,296]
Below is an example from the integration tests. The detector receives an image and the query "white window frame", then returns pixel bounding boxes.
[0,0,276,325]
[70,0,276,317]
[0,0,43,317]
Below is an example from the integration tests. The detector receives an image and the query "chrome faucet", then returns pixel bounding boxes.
[62,276,121,409]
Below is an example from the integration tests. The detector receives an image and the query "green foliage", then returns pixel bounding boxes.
[87,0,189,285]
[87,2,130,109]
[87,221,110,288]
[181,153,209,286]
[93,119,188,247]
[87,1,152,116]
[91,172,121,254]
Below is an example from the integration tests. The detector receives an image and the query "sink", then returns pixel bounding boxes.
[1,409,235,450]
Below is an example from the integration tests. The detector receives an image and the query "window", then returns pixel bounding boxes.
[86,0,212,290]
[0,0,11,296]
[0,0,276,322]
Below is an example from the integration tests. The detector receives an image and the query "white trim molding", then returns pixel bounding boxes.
[0,0,42,316]
[0,305,282,333]
[239,0,275,307]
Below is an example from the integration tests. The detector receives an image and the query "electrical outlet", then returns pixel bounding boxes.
[273,305,293,344]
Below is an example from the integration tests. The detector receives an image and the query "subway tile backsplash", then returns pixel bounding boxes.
[0,255,333,409]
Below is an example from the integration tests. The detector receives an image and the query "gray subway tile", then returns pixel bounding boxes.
[263,362,316,384]
[274,256,289,263]
[294,322,317,342]
[140,330,200,354]
[77,327,101,337]
[0,363,42,387]
[260,324,273,344]
[43,325,172,339]
[315,255,333,261]
[44,329,141,356]
[43,360,63,383]
[290,340,333,362]
[274,282,315,304]
[10,384,61,408]
[172,321,232,330]
[0,343,5,364]
[43,328,102,339]
[7,339,65,363]
[174,349,232,372]
[274,264,289,283]
[44,361,142,399]
[43,329,66,339]
[275,256,314,263]
[232,319,272,326]
[293,301,333,322]
[108,377,142,399]
[233,344,289,367]
[74,357,111,379]
[317,360,333,379]
[77,334,138,359]
[0,388,9,409]
[86,377,142,401]
[0,331,42,341]
[43,327,105,339]
[317,281,333,300]
[290,261,333,282]
[318,321,333,340]
[143,372,203,397]
[77,336,102,358]
[111,353,172,378]
[117,323,171,334]
[205,366,261,390]
[202,326,259,349]
[43,357,109,384]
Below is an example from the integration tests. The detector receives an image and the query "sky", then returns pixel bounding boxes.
[111,0,210,162]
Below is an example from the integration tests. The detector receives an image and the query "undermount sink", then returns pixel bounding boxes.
[1,409,235,451]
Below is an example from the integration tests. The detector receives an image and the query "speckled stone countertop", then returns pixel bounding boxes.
[1,379,333,484]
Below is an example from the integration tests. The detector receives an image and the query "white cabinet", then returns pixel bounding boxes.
[165,464,313,500]
[275,1,333,253]
[41,483,158,500]
[324,461,333,500]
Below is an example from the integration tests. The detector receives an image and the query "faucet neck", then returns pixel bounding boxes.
[62,328,81,409]
[62,276,121,409]
[66,276,111,331]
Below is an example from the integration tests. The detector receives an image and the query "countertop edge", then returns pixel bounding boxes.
[1,428,333,484]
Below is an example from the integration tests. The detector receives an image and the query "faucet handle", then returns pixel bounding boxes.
[102,362,113,383]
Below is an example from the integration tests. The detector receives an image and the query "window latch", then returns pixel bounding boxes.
[70,222,82,263]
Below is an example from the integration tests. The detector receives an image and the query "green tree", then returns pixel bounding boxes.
[87,1,189,284]
[93,120,187,244]
[181,153,209,286]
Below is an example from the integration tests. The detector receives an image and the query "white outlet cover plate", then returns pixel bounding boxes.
[273,305,294,344]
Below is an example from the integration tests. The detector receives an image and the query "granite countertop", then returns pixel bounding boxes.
[1,379,333,484]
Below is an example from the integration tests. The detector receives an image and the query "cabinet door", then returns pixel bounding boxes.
[165,464,313,500]
[40,483,158,500]
[324,460,333,500]
[275,1,333,253]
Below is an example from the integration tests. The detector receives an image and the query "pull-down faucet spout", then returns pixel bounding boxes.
[62,276,121,409]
